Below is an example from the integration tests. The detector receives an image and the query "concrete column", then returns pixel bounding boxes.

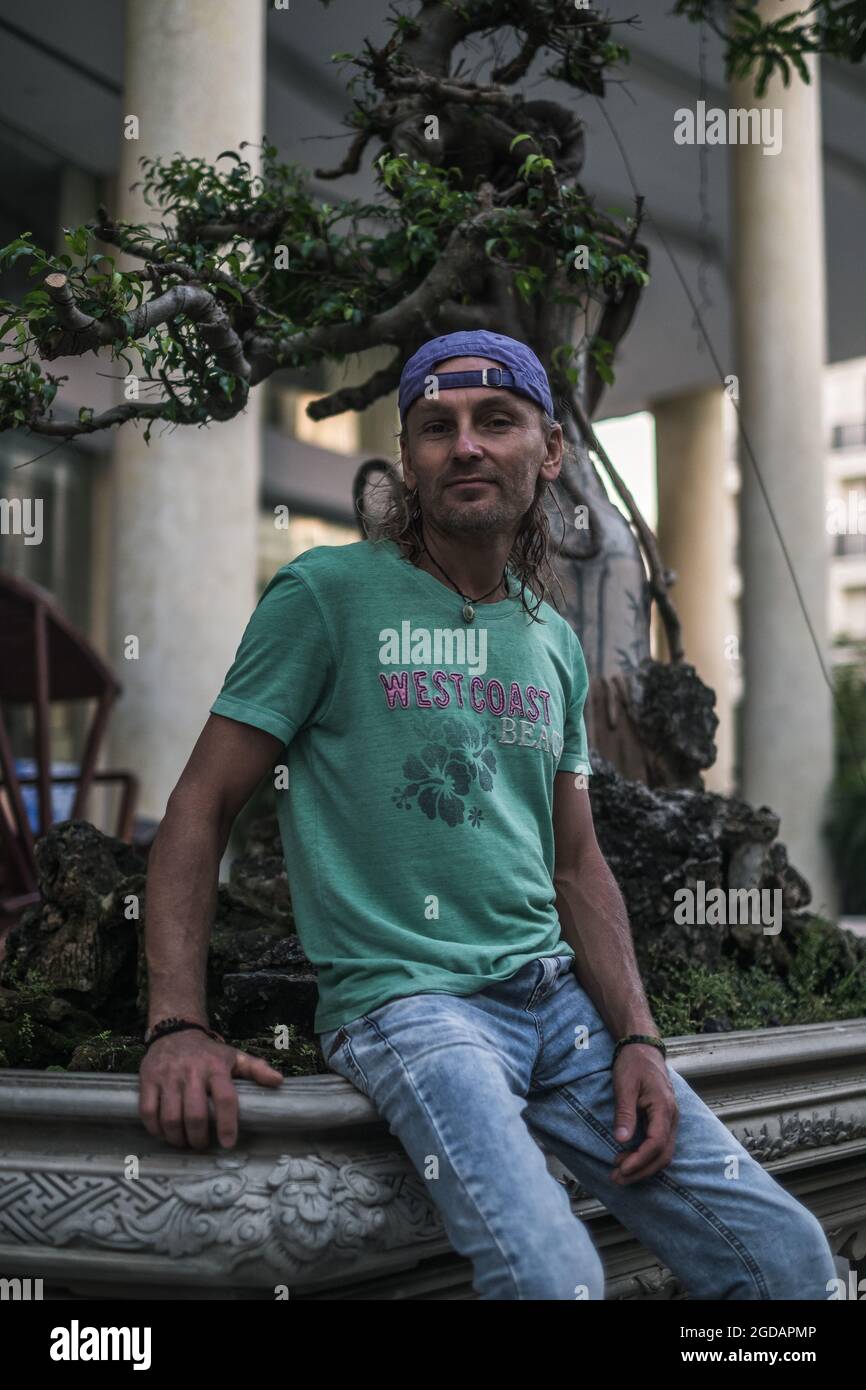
[731,0,836,916]
[653,386,736,795]
[108,0,264,818]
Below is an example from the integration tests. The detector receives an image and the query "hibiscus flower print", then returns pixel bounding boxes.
[392,716,497,827]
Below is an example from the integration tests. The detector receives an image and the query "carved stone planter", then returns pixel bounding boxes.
[1,1018,865,1300]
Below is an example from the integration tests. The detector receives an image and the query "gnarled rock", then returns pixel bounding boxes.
[0,751,860,1069]
[1,820,144,1029]
[587,658,719,790]
[228,814,294,927]
[586,753,848,983]
[0,984,101,1068]
[0,820,316,1067]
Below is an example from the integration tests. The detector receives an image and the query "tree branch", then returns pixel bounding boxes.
[569,390,683,660]
[24,398,197,438]
[315,124,375,181]
[42,272,252,380]
[244,205,529,385]
[305,353,403,421]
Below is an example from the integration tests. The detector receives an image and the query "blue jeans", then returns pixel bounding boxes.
[318,954,837,1301]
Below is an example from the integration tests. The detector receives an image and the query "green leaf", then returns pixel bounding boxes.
[736,6,763,34]
[4,243,37,267]
[0,234,35,266]
[64,227,89,257]
[756,52,775,97]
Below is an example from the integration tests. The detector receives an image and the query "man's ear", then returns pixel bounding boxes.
[540,423,563,485]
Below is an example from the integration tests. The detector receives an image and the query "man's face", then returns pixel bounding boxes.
[400,356,562,538]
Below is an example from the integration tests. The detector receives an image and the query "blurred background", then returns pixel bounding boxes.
[0,0,864,925]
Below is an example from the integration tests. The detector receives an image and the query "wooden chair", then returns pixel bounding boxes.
[0,570,139,925]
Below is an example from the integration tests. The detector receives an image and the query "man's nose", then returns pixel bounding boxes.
[452,428,484,458]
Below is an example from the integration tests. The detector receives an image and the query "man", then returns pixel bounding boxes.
[139,329,837,1300]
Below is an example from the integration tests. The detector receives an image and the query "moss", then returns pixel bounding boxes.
[647,917,866,1035]
[0,981,108,1067]
[0,1015,85,1068]
[232,1028,327,1077]
[68,1036,146,1073]
[15,967,54,999]
[63,1027,327,1077]
[3,913,864,1070]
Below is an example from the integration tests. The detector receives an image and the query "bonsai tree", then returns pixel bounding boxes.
[1,0,862,685]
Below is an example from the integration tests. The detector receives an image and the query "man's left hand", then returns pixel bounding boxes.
[610,1043,679,1186]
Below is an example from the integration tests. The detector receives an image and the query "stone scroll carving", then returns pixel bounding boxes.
[736,1109,866,1162]
[0,1150,445,1282]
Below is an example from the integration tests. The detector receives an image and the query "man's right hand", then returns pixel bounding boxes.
[138,1029,284,1151]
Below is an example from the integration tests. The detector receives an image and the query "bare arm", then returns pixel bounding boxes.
[144,713,282,1024]
[139,713,289,1150]
[552,771,677,1186]
[551,774,656,1039]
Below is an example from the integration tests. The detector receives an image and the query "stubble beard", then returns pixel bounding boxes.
[422,469,535,539]
[435,493,509,536]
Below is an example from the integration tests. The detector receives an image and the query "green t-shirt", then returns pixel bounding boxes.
[210,537,592,1032]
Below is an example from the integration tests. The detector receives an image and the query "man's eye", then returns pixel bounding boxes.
[421,417,512,433]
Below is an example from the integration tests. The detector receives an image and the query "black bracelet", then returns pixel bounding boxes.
[143,1018,224,1052]
[612,1033,667,1066]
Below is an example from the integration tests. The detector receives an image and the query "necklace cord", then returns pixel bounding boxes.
[420,538,508,604]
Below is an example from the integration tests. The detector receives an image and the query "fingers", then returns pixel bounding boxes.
[231,1051,285,1086]
[138,1076,161,1138]
[612,1059,640,1142]
[613,1085,638,1142]
[612,1095,678,1185]
[180,1076,210,1151]
[208,1073,240,1149]
[138,1041,285,1152]
[157,1083,188,1150]
[208,1053,282,1148]
[148,1070,232,1150]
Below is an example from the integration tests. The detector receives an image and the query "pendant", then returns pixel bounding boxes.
[462,601,475,623]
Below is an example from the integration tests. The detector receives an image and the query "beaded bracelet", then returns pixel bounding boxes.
[143,1017,225,1052]
[612,1033,667,1066]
